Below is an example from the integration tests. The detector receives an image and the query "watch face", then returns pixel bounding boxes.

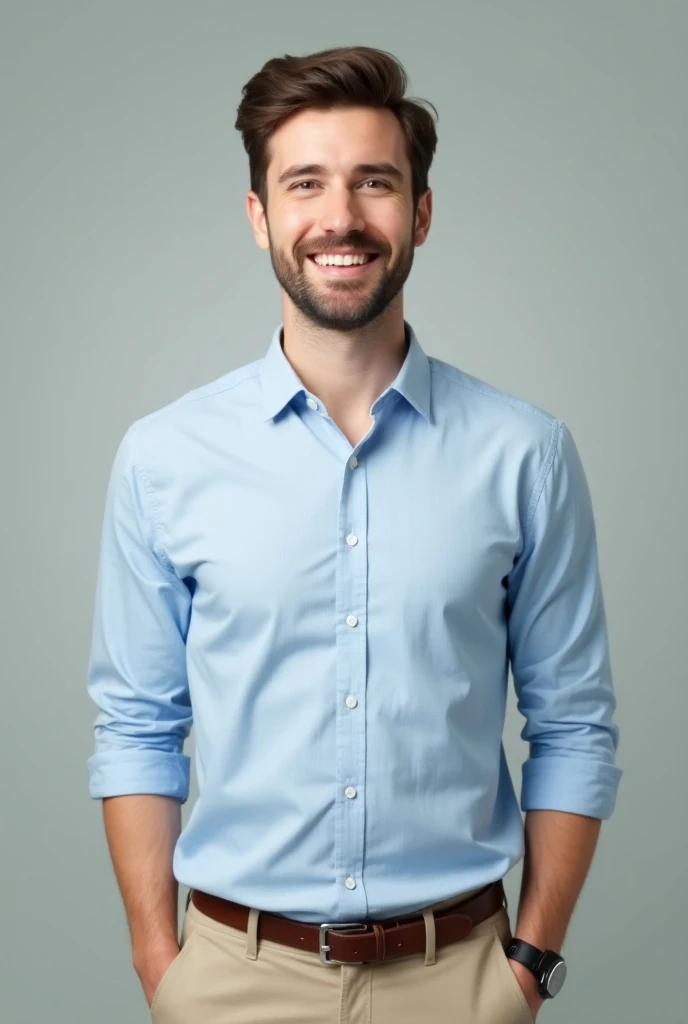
[546,960,567,997]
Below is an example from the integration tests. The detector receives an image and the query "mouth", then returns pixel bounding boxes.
[306,253,380,278]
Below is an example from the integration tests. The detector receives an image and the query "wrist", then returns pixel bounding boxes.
[507,938,568,1000]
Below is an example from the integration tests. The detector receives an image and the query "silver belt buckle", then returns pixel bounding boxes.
[319,921,369,965]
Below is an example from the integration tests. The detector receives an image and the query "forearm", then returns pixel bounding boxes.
[513,809,602,952]
[101,794,182,964]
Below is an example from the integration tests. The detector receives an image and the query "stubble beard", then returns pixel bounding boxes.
[266,222,416,333]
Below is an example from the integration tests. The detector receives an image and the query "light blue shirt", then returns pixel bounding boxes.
[86,320,623,924]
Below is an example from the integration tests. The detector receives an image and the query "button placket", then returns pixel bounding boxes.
[334,446,369,916]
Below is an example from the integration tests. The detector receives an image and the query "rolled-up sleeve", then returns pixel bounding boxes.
[506,419,623,820]
[86,424,193,802]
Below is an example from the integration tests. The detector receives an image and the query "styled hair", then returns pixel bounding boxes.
[234,45,438,210]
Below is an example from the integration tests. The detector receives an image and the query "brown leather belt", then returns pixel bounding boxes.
[190,880,505,965]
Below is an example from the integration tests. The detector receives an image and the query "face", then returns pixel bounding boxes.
[246,106,432,331]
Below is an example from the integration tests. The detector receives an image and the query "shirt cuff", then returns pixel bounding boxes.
[521,754,623,819]
[88,749,191,803]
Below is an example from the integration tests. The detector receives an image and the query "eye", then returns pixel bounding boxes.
[290,179,390,192]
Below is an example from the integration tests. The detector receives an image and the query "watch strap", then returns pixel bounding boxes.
[506,938,567,999]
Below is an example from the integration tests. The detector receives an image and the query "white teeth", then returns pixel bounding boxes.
[313,253,371,266]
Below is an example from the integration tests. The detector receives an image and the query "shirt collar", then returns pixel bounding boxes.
[259,320,431,423]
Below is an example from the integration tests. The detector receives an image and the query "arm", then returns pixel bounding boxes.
[509,809,602,1019]
[515,808,601,952]
[102,794,182,958]
[504,420,623,999]
[506,419,623,822]
[86,424,193,970]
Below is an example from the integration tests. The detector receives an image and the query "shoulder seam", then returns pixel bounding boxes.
[158,368,261,415]
[428,362,553,426]
[523,419,564,543]
[128,423,179,577]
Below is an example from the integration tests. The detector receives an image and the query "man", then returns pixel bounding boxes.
[86,45,622,1023]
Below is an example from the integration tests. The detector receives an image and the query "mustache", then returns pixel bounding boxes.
[297,240,387,258]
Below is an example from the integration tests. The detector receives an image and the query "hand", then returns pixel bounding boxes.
[134,940,181,1009]
[508,958,546,1021]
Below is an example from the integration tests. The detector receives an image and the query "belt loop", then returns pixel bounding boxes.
[422,907,436,966]
[503,889,509,913]
[246,907,260,960]
[185,889,192,911]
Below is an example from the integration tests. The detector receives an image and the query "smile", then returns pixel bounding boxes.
[306,253,380,277]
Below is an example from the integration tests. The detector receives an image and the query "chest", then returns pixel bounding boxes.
[162,429,519,634]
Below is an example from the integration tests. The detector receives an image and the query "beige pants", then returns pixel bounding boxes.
[150,883,535,1023]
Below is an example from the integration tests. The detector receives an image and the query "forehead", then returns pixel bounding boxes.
[266,106,410,180]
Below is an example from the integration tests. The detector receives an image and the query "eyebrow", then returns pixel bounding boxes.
[276,162,404,185]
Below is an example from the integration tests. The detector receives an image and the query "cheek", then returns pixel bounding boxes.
[279,205,313,238]
[370,206,412,247]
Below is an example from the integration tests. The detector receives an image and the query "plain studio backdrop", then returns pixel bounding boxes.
[1,2,685,1022]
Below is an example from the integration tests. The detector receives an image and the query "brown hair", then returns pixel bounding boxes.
[234,45,438,211]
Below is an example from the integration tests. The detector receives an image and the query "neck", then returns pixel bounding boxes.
[280,299,409,421]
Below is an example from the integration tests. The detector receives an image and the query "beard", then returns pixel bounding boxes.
[266,222,416,332]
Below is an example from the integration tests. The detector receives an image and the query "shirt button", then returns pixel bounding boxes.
[346,614,358,627]
[306,397,319,410]
[345,877,356,890]
[345,695,358,708]
[346,533,358,546]
[344,786,357,799]
[348,455,358,469]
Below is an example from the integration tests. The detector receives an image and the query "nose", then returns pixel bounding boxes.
[318,182,366,237]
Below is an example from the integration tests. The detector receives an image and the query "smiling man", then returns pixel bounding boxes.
[247,98,432,446]
[259,106,422,331]
[87,45,622,1024]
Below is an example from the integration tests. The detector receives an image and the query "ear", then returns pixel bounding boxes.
[246,191,270,251]
[413,188,433,247]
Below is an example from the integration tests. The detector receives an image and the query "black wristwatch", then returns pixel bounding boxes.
[506,938,567,999]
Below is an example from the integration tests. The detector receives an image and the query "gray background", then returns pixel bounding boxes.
[2,2,685,1021]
